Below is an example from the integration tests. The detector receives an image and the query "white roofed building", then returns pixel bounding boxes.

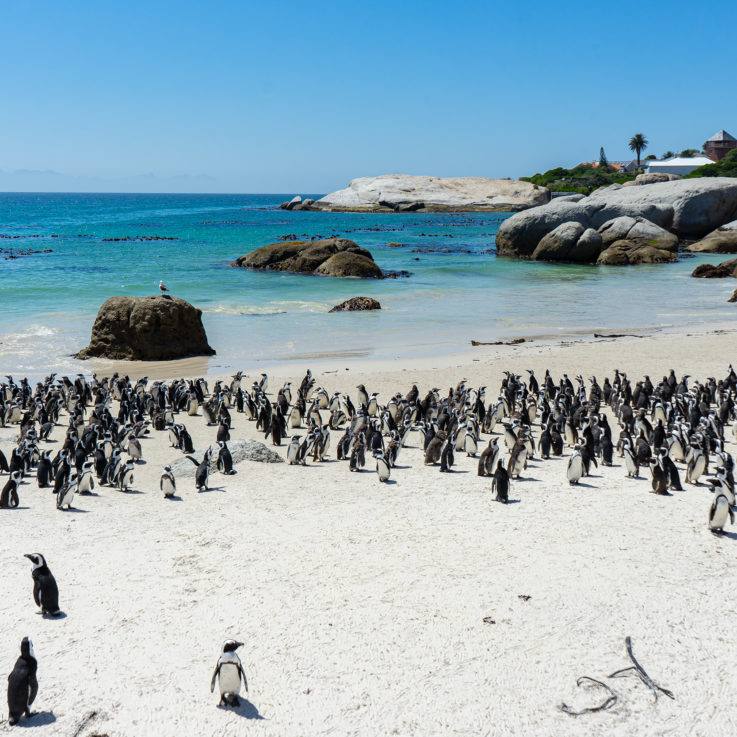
[645,156,713,176]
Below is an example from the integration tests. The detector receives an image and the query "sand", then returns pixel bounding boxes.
[2,329,737,736]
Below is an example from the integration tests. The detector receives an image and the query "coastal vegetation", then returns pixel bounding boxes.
[685,149,737,178]
[520,164,636,195]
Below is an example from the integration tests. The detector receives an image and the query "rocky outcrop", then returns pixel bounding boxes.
[169,440,283,477]
[687,220,737,253]
[329,297,382,312]
[597,242,677,266]
[496,177,737,260]
[76,296,215,361]
[310,174,550,212]
[530,222,603,263]
[729,289,737,303]
[231,238,383,279]
[622,173,681,187]
[691,258,737,278]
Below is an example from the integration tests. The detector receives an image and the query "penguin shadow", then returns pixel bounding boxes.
[134,459,148,465]
[499,499,521,505]
[572,481,596,489]
[120,489,145,495]
[392,464,411,470]
[514,476,540,483]
[199,486,226,493]
[217,698,264,720]
[165,494,183,502]
[40,610,67,620]
[715,530,737,540]
[382,479,398,486]
[16,710,57,727]
[60,507,91,513]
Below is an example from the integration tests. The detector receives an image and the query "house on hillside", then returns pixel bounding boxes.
[704,130,737,161]
[645,156,713,176]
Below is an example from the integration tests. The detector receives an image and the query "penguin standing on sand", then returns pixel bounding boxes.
[374,450,391,482]
[78,459,95,494]
[566,444,585,485]
[217,442,236,475]
[187,449,212,491]
[118,460,135,492]
[491,460,509,503]
[6,637,38,726]
[24,554,60,616]
[287,435,301,465]
[161,466,177,499]
[709,493,734,534]
[1,470,21,508]
[36,451,53,488]
[210,640,248,707]
[477,438,499,477]
[57,470,78,509]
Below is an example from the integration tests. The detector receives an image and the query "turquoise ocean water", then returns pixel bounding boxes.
[0,192,733,377]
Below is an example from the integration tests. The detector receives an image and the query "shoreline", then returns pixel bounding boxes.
[64,323,735,383]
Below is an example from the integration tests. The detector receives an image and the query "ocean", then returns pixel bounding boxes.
[0,192,733,378]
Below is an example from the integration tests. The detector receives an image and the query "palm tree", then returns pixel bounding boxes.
[628,133,649,168]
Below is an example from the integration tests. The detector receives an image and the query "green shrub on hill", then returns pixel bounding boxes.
[521,164,636,195]
[685,149,737,178]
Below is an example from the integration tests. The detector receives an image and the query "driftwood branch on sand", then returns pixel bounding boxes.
[561,637,674,716]
[559,677,618,716]
[608,636,675,701]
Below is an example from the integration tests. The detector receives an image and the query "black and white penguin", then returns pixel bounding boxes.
[491,460,509,503]
[477,438,499,477]
[651,454,669,495]
[1,470,22,508]
[78,459,95,494]
[566,445,585,485]
[24,554,60,616]
[210,640,248,707]
[287,435,301,465]
[187,449,211,491]
[217,442,235,475]
[118,460,135,492]
[6,637,38,726]
[57,470,77,510]
[709,493,734,534]
[507,439,527,480]
[622,439,640,479]
[161,465,177,499]
[374,450,391,482]
[36,450,53,488]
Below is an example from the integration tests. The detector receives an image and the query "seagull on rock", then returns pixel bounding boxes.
[159,280,170,295]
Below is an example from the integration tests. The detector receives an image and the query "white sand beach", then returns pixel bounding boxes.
[2,329,737,736]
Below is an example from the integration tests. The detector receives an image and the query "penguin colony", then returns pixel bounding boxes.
[2,364,737,723]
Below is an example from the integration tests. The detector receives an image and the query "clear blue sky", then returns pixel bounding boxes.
[2,0,736,193]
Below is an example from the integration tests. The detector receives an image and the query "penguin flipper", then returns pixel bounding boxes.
[238,665,248,692]
[210,664,220,693]
[29,674,38,705]
[33,580,41,607]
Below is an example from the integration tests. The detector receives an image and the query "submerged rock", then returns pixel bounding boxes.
[329,297,382,312]
[496,177,737,260]
[76,296,215,361]
[311,174,550,212]
[687,220,737,253]
[231,237,383,279]
[691,258,737,278]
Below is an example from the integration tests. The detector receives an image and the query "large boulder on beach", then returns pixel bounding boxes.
[530,222,603,263]
[597,241,677,266]
[231,237,383,279]
[76,296,215,361]
[496,177,737,259]
[329,296,382,312]
[311,174,550,213]
[687,220,737,253]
